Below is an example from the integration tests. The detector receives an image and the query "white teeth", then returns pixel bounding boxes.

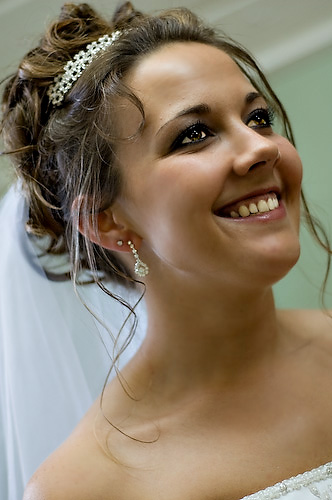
[257,200,269,213]
[229,195,279,218]
[249,203,258,214]
[238,205,250,217]
[267,198,275,210]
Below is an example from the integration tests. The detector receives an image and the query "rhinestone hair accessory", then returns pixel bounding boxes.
[47,31,122,106]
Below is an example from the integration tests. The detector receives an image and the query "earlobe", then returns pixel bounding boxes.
[77,205,141,253]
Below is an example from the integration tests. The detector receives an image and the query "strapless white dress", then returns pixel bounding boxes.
[241,461,332,499]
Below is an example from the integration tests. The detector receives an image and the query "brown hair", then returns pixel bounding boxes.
[0,1,330,292]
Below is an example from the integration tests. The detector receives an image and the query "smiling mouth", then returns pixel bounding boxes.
[215,192,280,218]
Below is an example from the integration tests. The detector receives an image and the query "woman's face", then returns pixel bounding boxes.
[112,42,302,289]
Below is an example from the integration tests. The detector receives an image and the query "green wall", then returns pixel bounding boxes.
[271,45,332,308]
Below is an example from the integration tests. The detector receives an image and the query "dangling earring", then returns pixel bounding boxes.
[127,240,149,277]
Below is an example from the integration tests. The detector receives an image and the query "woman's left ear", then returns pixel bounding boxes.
[77,204,141,253]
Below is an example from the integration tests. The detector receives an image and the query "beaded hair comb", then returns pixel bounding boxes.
[47,31,121,106]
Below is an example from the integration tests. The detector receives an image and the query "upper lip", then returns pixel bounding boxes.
[213,186,281,214]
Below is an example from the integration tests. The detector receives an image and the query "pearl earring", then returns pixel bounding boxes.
[116,240,124,247]
[127,240,149,277]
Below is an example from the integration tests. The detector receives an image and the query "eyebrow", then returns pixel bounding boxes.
[246,91,262,104]
[156,92,263,136]
[156,103,211,136]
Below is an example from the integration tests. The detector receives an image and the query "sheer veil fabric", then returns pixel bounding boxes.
[0,184,146,499]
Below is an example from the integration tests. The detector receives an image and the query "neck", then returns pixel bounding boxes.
[131,278,283,402]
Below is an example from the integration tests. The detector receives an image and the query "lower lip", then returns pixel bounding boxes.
[217,201,287,223]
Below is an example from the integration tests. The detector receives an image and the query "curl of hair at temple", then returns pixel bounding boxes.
[1,1,330,292]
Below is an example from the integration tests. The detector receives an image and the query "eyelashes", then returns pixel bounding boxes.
[246,107,275,129]
[169,106,275,152]
[170,121,214,151]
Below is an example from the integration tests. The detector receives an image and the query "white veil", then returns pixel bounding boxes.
[0,184,146,499]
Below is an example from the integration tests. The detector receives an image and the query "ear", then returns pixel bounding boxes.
[77,204,142,254]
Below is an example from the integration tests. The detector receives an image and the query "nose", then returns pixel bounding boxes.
[231,125,279,177]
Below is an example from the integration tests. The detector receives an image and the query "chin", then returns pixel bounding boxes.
[258,241,301,286]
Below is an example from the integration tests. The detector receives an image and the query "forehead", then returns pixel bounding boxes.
[123,42,256,125]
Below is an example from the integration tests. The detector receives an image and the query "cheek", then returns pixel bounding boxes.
[277,140,303,236]
[291,150,303,187]
[117,165,183,241]
[120,164,211,268]
[278,138,303,193]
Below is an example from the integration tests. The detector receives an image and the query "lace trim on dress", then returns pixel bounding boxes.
[240,461,332,500]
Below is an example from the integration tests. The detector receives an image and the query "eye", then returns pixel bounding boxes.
[171,121,213,151]
[246,107,275,129]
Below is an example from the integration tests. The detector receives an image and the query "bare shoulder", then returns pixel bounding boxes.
[23,459,73,500]
[23,438,101,500]
[277,308,332,348]
[22,403,122,500]
[23,456,85,500]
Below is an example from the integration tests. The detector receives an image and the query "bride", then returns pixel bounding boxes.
[2,2,332,499]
